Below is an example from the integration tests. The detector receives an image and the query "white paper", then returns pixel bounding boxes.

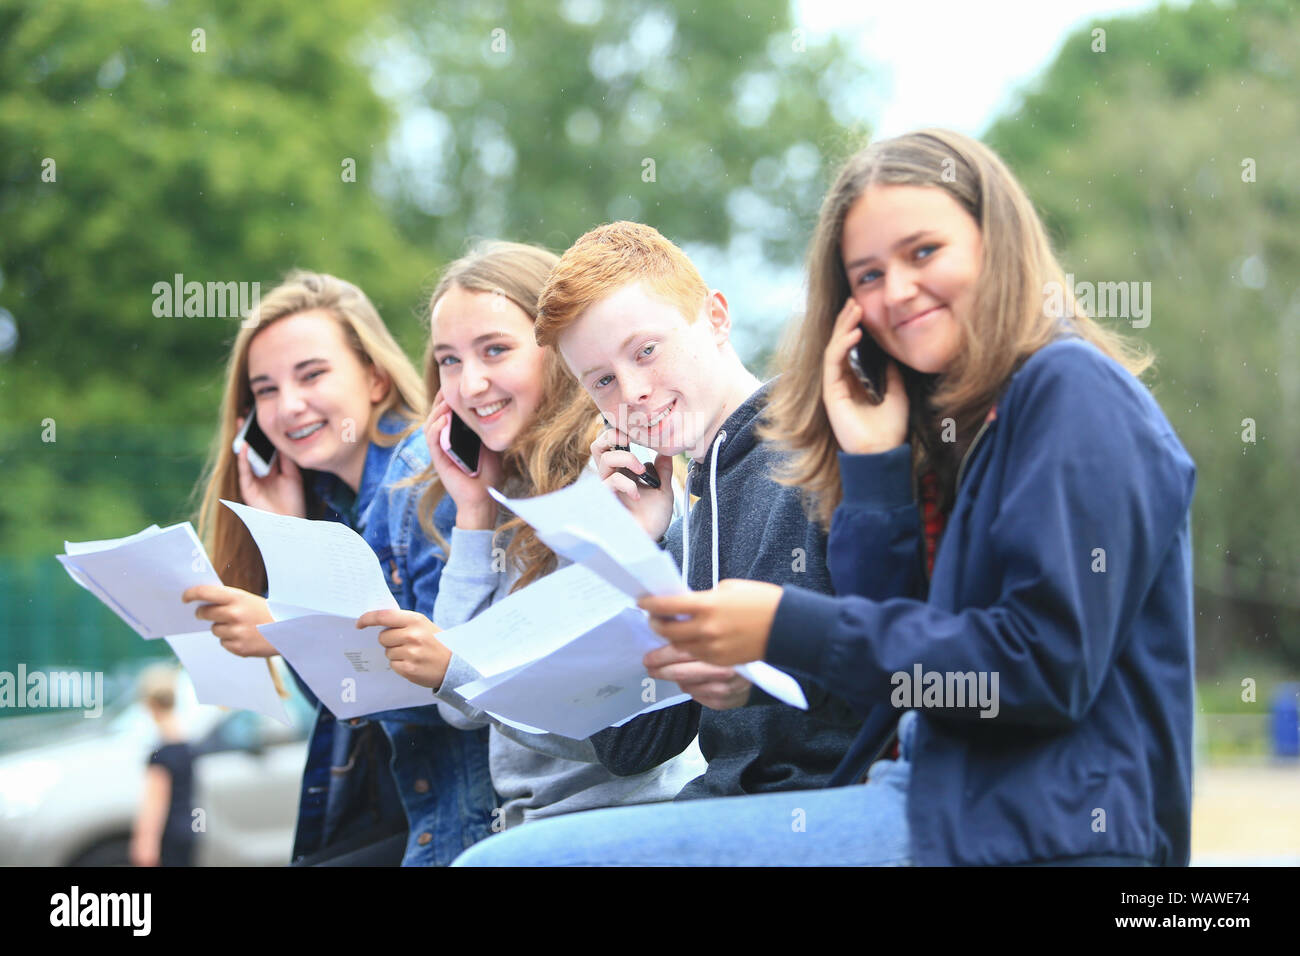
[222,501,437,719]
[488,474,808,709]
[489,471,684,598]
[221,501,397,616]
[164,631,291,725]
[436,563,634,678]
[59,524,293,721]
[458,608,690,739]
[58,523,222,639]
[258,614,435,719]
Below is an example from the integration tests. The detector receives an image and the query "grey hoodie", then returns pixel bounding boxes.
[432,522,706,829]
[590,379,862,797]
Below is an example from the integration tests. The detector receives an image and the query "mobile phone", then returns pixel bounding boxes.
[440,411,481,477]
[232,410,277,478]
[849,323,889,405]
[603,417,661,490]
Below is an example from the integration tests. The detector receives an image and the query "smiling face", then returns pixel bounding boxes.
[247,310,389,489]
[841,184,982,375]
[556,282,730,457]
[430,285,549,453]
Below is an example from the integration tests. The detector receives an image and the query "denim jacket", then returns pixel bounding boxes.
[289,413,497,866]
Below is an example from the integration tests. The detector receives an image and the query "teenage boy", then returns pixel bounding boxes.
[528,220,897,798]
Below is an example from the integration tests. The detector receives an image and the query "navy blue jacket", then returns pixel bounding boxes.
[768,339,1197,866]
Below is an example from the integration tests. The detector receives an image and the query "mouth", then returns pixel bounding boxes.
[471,398,511,423]
[894,306,941,331]
[646,399,676,429]
[286,421,326,441]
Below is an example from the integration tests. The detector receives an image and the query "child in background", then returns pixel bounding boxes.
[131,665,197,867]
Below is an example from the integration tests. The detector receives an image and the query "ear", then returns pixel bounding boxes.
[704,290,732,347]
[368,363,392,405]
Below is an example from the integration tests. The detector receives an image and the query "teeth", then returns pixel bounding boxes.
[648,401,674,427]
[474,399,509,417]
[288,422,325,439]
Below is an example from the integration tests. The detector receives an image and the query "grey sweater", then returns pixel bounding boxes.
[432,523,706,829]
[590,380,863,797]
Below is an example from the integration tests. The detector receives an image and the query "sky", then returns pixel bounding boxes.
[709,0,1189,360]
[795,0,1185,137]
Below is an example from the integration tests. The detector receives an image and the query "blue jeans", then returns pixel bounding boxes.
[452,710,917,867]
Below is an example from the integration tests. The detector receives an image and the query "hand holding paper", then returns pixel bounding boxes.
[487,472,808,709]
[221,500,436,718]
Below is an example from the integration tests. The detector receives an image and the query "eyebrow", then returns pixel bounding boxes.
[249,357,327,386]
[579,330,652,379]
[432,331,516,352]
[844,231,936,271]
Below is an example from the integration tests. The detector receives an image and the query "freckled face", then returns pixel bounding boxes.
[557,282,729,456]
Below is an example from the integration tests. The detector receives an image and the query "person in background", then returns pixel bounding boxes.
[131,665,197,867]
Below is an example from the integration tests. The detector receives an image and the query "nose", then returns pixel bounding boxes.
[460,358,490,399]
[882,263,919,314]
[621,366,653,406]
[276,382,309,420]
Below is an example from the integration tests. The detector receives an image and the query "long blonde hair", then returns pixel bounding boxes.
[762,128,1152,527]
[412,242,597,591]
[193,271,426,596]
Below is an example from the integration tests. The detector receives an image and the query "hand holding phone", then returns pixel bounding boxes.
[823,299,909,455]
[592,420,675,540]
[425,393,502,529]
[231,413,306,517]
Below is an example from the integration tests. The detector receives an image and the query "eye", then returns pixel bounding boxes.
[485,344,509,358]
[857,268,883,285]
[438,355,460,368]
[303,368,325,382]
[594,373,614,390]
[915,243,939,261]
[638,343,656,359]
[253,386,275,399]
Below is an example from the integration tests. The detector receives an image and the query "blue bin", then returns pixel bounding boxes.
[1272,683,1300,758]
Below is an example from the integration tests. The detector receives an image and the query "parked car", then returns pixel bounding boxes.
[0,662,313,866]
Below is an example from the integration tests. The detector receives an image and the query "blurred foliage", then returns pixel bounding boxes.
[986,0,1300,662]
[1,0,1297,675]
[0,0,862,560]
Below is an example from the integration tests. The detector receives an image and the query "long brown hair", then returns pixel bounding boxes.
[193,271,426,595]
[762,128,1152,527]
[411,242,597,591]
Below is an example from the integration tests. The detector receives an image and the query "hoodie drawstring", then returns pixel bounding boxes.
[680,429,726,590]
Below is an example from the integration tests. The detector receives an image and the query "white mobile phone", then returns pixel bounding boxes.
[232,411,277,478]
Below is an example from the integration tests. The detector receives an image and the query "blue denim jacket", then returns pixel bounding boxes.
[288,413,497,866]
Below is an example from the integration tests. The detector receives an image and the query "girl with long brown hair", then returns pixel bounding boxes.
[182,270,495,866]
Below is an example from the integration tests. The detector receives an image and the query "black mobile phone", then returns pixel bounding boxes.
[440,410,482,476]
[604,417,661,490]
[849,323,889,405]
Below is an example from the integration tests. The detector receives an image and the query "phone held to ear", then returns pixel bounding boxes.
[603,417,661,490]
[440,411,482,477]
[848,324,889,405]
[232,411,278,478]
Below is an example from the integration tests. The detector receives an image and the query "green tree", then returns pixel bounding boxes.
[986,0,1300,664]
